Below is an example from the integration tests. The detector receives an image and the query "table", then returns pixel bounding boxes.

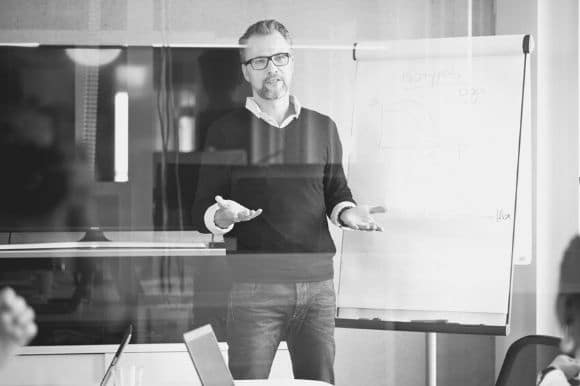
[235,382,331,386]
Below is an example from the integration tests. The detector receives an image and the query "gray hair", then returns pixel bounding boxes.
[238,19,292,61]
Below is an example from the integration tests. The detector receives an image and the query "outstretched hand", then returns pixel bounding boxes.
[340,205,386,232]
[0,287,37,368]
[213,195,262,229]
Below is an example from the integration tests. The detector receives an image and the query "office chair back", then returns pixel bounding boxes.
[496,335,562,386]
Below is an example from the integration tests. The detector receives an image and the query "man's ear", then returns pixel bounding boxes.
[241,64,250,83]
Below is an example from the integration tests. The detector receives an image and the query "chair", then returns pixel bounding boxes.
[496,335,562,386]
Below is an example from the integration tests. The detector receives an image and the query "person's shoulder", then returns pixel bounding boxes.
[299,107,335,123]
[298,107,338,135]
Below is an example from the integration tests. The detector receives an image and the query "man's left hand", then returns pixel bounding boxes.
[340,205,386,232]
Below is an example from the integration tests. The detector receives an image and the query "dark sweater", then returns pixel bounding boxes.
[192,107,354,282]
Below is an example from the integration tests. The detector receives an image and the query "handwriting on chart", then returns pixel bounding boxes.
[458,87,486,104]
[401,69,462,88]
[496,209,511,222]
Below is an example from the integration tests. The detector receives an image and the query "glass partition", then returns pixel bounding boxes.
[0,45,249,344]
[9,1,575,386]
[0,2,510,383]
[0,43,358,344]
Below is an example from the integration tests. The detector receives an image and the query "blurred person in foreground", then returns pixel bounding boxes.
[538,236,580,385]
[0,287,36,369]
[0,105,91,369]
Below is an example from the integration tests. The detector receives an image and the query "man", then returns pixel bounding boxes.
[192,20,384,383]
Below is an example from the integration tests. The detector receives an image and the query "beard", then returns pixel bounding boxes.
[257,76,288,100]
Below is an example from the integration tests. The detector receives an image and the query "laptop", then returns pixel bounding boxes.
[183,324,235,386]
[100,324,133,386]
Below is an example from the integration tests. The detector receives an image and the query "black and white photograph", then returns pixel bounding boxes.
[0,1,576,385]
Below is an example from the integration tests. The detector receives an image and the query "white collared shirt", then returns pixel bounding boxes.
[203,96,355,234]
[537,368,568,386]
[244,96,302,128]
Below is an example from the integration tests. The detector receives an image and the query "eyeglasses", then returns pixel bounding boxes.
[243,52,291,70]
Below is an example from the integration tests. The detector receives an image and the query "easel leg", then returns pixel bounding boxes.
[426,332,437,386]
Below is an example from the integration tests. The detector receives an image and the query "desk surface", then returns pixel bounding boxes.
[69,381,330,386]
[0,241,224,258]
[40,382,331,386]
[235,381,331,385]
[0,231,225,258]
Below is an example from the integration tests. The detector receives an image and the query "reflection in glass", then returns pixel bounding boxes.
[0,45,247,344]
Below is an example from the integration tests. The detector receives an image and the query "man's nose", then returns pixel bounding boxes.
[265,58,279,72]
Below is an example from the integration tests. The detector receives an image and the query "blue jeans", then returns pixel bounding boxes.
[227,279,336,384]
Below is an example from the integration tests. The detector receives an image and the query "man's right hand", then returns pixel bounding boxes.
[213,195,262,229]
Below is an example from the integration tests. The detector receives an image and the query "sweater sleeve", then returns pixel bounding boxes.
[323,119,355,218]
[191,122,233,233]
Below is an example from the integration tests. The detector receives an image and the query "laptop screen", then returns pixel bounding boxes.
[183,324,234,386]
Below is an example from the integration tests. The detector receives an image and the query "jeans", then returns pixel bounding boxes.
[227,279,336,384]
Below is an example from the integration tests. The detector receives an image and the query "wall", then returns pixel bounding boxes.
[495,0,579,374]
[535,0,579,337]
[0,1,497,385]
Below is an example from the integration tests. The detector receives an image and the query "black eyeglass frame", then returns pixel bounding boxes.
[243,52,292,70]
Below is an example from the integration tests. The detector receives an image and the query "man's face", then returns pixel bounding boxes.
[241,32,293,100]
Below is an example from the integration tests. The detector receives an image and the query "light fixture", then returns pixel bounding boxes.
[65,48,121,66]
[114,92,129,182]
[0,43,40,47]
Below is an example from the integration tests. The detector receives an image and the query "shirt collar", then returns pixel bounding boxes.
[244,95,302,128]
